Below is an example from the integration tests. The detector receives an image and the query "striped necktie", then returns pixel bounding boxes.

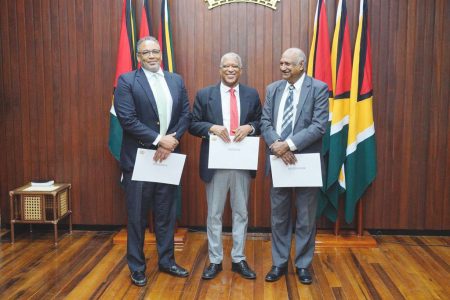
[280,85,295,140]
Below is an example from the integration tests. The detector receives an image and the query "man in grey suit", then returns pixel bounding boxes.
[260,48,328,284]
[114,36,191,286]
[189,52,262,280]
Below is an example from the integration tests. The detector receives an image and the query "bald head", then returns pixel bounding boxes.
[282,48,306,66]
[280,48,306,84]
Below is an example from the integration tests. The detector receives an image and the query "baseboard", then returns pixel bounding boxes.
[2,223,448,236]
[368,229,450,236]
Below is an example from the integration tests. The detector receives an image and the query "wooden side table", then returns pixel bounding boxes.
[9,183,72,245]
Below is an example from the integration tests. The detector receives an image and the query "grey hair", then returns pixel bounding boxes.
[136,36,159,51]
[220,52,243,68]
[284,48,307,68]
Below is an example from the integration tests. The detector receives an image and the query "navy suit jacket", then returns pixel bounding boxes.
[189,83,262,182]
[114,68,191,172]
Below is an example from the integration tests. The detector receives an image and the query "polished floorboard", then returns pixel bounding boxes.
[0,230,448,299]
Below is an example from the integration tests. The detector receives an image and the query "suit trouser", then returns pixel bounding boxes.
[122,171,177,272]
[205,169,251,264]
[270,185,318,268]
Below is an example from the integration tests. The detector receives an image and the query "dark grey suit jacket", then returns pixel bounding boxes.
[260,75,329,175]
[114,68,191,172]
[189,83,262,182]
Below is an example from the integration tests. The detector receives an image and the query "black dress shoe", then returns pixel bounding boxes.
[297,268,313,285]
[202,263,222,279]
[130,271,147,286]
[265,266,287,282]
[159,263,189,277]
[232,260,256,279]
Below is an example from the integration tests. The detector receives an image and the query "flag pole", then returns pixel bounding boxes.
[357,201,363,236]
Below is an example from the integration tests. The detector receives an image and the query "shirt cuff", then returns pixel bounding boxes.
[286,138,297,151]
[153,134,162,146]
[249,124,255,135]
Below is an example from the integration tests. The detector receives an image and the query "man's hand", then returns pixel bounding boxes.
[270,140,290,157]
[154,133,178,162]
[158,132,178,151]
[280,151,297,165]
[209,125,231,143]
[233,124,253,142]
[153,146,171,162]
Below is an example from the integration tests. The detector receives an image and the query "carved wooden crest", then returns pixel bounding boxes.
[204,0,280,10]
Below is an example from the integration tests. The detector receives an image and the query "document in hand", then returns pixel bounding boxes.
[270,153,322,187]
[132,148,186,185]
[208,136,260,170]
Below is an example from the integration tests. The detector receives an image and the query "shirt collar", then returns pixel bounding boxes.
[142,67,164,79]
[220,82,240,94]
[286,72,305,92]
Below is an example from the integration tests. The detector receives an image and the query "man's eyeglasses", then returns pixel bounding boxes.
[138,49,161,57]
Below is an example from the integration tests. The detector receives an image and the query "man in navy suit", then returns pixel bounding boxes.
[114,36,191,286]
[189,53,262,280]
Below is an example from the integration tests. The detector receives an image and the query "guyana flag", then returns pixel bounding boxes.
[307,0,333,156]
[344,0,377,223]
[320,0,352,221]
[158,0,176,72]
[108,0,137,160]
[139,0,152,38]
[307,0,335,219]
[138,0,152,69]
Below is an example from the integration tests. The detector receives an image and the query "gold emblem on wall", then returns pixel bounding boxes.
[204,0,280,10]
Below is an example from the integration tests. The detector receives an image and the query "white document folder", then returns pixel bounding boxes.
[270,153,322,187]
[208,136,260,170]
[132,148,186,185]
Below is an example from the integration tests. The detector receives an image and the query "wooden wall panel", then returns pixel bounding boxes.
[0,0,448,230]
[0,0,127,226]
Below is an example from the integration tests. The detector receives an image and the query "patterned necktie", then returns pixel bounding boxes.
[151,74,168,135]
[280,85,295,140]
[229,87,238,135]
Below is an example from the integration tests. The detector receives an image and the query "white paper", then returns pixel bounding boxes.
[132,148,186,185]
[23,185,59,192]
[270,153,322,187]
[208,136,260,170]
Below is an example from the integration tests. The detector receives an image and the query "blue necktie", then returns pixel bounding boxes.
[280,85,295,140]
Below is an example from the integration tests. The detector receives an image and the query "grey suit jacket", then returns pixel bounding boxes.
[260,75,329,175]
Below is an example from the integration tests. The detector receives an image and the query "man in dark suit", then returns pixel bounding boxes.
[260,48,328,284]
[189,53,262,280]
[114,36,191,286]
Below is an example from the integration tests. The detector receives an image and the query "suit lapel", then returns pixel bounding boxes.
[164,71,179,129]
[136,68,159,115]
[294,75,312,125]
[209,84,223,125]
[239,85,250,125]
[273,81,287,129]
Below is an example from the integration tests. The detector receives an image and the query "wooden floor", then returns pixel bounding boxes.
[0,230,448,299]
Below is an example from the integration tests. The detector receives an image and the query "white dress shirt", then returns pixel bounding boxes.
[142,67,173,145]
[276,73,305,151]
